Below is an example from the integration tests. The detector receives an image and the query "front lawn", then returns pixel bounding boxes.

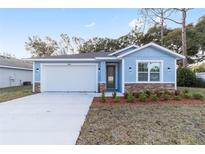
[77,102,205,145]
[178,87,205,98]
[0,85,33,103]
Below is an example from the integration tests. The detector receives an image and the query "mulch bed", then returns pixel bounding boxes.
[93,97,205,105]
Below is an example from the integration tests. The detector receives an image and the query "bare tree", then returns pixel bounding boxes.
[164,8,191,67]
[55,33,85,55]
[140,9,174,44]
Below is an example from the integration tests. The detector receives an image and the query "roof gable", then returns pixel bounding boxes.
[108,45,139,56]
[117,42,185,59]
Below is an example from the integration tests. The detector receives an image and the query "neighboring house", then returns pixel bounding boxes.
[0,56,33,88]
[29,42,185,93]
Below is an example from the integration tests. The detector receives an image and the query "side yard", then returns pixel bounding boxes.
[178,87,205,98]
[0,85,32,103]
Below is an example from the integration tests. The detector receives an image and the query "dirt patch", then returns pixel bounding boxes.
[76,99,205,145]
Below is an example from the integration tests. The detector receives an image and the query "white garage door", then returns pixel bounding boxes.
[41,64,97,92]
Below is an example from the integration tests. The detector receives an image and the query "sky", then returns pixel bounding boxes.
[0,8,204,58]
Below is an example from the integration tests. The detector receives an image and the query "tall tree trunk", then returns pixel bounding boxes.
[160,12,164,45]
[181,9,187,67]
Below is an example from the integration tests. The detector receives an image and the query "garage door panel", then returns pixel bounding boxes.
[41,64,97,92]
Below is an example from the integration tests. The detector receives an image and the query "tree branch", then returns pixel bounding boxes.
[164,17,182,24]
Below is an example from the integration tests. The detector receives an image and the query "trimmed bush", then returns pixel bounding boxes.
[177,67,196,87]
[139,92,148,102]
[174,95,182,101]
[192,93,204,99]
[100,91,106,103]
[114,96,120,103]
[126,92,135,103]
[151,94,158,102]
[112,91,117,98]
[161,93,171,101]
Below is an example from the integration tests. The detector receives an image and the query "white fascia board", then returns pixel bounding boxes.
[0,65,33,71]
[25,58,96,61]
[108,45,138,56]
[95,57,118,60]
[117,42,186,59]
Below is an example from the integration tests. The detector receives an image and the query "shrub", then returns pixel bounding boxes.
[177,67,205,88]
[155,91,163,97]
[177,67,196,87]
[192,93,204,99]
[144,90,151,97]
[112,91,117,98]
[114,96,120,103]
[174,95,182,101]
[183,93,192,99]
[100,91,106,103]
[124,92,128,99]
[133,93,140,98]
[126,92,135,103]
[161,93,171,101]
[139,92,148,102]
[174,90,181,96]
[151,94,158,102]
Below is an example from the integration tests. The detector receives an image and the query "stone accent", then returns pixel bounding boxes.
[34,82,41,93]
[98,83,106,92]
[125,83,175,93]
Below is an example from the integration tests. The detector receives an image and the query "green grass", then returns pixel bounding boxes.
[0,85,33,103]
[77,103,205,145]
[178,87,205,98]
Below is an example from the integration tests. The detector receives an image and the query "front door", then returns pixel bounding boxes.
[106,65,116,91]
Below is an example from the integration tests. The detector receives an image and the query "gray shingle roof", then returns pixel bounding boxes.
[0,56,32,69]
[33,51,114,59]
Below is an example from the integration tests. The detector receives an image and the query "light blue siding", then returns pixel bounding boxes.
[123,46,176,83]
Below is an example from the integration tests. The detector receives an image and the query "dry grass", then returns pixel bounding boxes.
[178,87,205,98]
[0,85,32,103]
[77,103,205,145]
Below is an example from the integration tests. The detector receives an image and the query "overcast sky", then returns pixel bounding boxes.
[0,8,204,58]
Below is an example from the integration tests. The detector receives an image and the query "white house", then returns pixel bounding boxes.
[0,56,33,88]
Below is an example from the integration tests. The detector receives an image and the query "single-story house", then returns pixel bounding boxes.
[29,42,185,93]
[0,56,33,88]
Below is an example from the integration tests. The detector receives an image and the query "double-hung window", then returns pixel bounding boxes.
[137,61,162,82]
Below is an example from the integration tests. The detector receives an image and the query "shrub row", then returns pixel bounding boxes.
[100,89,204,103]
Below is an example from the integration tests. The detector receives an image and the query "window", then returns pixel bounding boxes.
[137,61,161,82]
[138,62,148,81]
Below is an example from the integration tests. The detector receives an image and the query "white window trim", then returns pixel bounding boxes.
[136,60,164,83]
[40,63,98,92]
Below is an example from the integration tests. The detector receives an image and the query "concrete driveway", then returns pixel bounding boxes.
[0,93,94,144]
